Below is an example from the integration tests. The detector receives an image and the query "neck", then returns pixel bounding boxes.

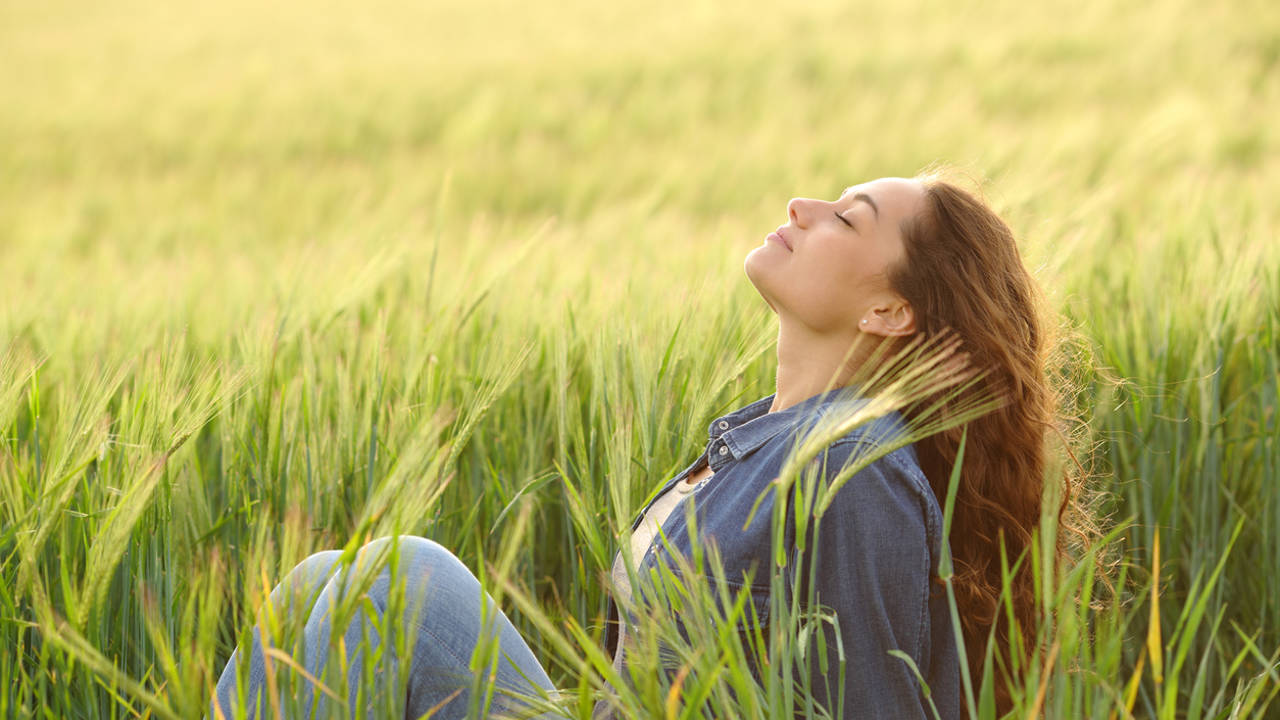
[769,318,869,413]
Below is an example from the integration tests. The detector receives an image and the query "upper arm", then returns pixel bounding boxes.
[794,444,935,718]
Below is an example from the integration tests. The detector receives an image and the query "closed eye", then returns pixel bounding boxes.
[834,211,855,230]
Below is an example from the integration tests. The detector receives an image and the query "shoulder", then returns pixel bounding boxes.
[801,413,945,567]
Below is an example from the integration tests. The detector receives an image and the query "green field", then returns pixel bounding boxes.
[2,0,1278,716]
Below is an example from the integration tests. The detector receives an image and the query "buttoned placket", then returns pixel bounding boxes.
[631,395,826,596]
[610,396,869,619]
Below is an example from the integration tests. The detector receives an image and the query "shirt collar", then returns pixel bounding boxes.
[707,386,874,464]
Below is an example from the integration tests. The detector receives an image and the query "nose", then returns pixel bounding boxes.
[787,197,817,228]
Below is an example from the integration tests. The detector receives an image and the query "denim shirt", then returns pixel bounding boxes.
[603,389,961,719]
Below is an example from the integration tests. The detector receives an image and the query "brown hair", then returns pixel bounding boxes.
[889,172,1094,713]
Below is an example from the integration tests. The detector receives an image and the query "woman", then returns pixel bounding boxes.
[212,173,1082,719]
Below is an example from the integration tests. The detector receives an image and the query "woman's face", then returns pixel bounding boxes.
[744,176,925,336]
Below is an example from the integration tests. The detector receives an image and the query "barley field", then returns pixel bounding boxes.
[1,0,1278,716]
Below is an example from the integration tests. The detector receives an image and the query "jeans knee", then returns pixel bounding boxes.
[285,550,344,587]
[397,536,458,568]
[357,536,471,588]
[263,550,343,617]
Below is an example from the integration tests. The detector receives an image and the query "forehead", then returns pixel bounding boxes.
[841,177,925,226]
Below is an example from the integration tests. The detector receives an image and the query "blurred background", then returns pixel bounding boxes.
[1,0,1278,716]
[5,0,1274,314]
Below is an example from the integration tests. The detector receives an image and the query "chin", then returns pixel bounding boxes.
[743,252,780,314]
[743,244,772,280]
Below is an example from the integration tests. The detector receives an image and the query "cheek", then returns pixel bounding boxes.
[794,277,862,331]
[791,250,876,329]
[746,242,875,332]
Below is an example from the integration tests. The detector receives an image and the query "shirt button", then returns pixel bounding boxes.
[718,445,728,456]
[718,421,729,430]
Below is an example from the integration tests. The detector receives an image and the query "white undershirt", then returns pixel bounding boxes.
[609,470,705,672]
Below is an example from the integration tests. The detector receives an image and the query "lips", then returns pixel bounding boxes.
[769,227,793,251]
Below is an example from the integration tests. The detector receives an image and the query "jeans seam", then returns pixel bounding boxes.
[410,612,474,669]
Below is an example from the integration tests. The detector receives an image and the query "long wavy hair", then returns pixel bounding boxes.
[888,172,1095,713]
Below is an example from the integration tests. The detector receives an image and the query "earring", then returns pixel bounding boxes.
[860,319,868,326]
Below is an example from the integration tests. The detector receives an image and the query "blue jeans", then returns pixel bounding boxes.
[211,536,558,719]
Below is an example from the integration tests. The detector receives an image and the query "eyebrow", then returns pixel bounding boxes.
[842,189,880,221]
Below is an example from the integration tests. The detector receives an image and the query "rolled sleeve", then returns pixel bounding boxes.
[796,443,936,719]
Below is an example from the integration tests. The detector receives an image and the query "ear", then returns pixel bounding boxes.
[858,297,916,337]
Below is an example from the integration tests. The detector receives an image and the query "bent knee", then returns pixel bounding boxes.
[358,536,471,582]
[287,549,344,585]
[269,549,343,609]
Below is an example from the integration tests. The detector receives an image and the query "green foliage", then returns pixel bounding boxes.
[1,0,1279,715]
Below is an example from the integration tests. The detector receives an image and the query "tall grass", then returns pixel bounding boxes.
[1,0,1278,715]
